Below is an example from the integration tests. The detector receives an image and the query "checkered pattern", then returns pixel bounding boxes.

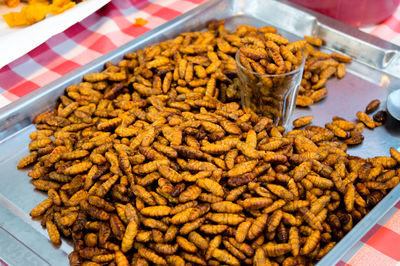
[337,201,400,265]
[0,0,400,265]
[0,0,207,108]
[360,4,400,44]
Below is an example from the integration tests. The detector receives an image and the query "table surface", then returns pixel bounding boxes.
[0,0,400,265]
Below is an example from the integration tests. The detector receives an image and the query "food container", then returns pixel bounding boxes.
[0,0,399,265]
[287,0,400,27]
[236,50,305,127]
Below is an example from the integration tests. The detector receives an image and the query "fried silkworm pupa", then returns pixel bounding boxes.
[17,21,397,266]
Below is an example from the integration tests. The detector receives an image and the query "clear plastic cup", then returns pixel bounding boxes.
[235,51,305,127]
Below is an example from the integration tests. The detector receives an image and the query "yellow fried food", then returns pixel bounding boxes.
[114,251,129,266]
[267,184,294,201]
[390,147,400,163]
[30,198,53,217]
[211,201,243,213]
[296,95,314,107]
[3,0,76,28]
[140,206,171,217]
[4,0,19,8]
[227,160,258,178]
[356,111,375,129]
[240,197,272,210]
[178,185,202,202]
[188,231,208,250]
[134,17,148,26]
[206,213,245,226]
[196,178,224,197]
[263,242,292,257]
[121,220,138,252]
[59,211,78,226]
[331,53,352,63]
[17,152,38,169]
[289,226,300,256]
[46,220,61,245]
[344,183,356,212]
[299,207,323,231]
[304,36,323,46]
[248,214,268,240]
[293,115,313,128]
[200,224,228,235]
[3,3,48,27]
[302,229,321,255]
[267,209,283,232]
[17,21,397,266]
[158,165,182,183]
[212,248,240,265]
[254,247,271,266]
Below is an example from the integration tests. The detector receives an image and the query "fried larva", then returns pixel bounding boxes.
[18,20,397,266]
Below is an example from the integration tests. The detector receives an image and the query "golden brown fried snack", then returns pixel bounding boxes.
[18,20,398,266]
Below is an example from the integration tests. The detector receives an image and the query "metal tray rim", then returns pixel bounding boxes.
[0,0,399,265]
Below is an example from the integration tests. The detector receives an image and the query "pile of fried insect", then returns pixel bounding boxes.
[18,19,399,266]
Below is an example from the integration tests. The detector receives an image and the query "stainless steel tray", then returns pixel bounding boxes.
[0,0,400,265]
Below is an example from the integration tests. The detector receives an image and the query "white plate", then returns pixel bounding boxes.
[0,0,111,69]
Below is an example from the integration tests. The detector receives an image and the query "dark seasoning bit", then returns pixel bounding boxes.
[365,99,380,114]
[373,110,387,124]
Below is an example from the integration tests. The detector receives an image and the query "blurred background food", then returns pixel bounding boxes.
[1,0,82,27]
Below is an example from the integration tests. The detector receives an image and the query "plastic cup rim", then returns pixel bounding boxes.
[235,49,306,77]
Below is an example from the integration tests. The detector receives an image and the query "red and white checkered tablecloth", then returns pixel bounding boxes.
[337,202,400,266]
[0,0,206,107]
[360,4,400,44]
[0,0,400,265]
